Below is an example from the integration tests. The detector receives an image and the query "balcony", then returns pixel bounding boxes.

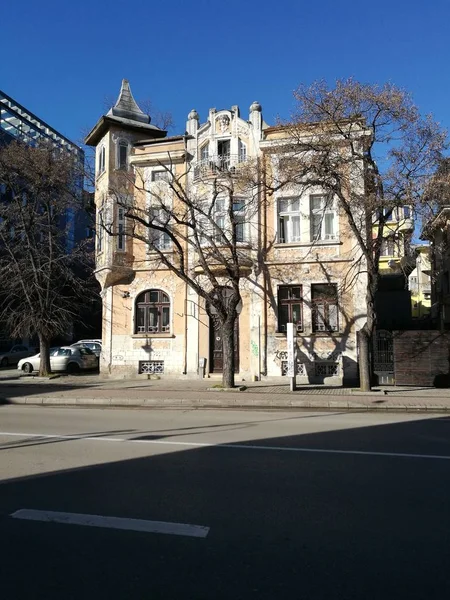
[193,154,248,181]
[95,249,135,290]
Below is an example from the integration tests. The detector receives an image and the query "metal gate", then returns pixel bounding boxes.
[373,330,394,385]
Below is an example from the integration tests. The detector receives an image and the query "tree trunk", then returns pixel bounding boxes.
[358,274,378,391]
[358,326,371,392]
[38,332,51,376]
[221,314,236,389]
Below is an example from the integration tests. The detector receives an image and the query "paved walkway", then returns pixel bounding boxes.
[0,374,449,411]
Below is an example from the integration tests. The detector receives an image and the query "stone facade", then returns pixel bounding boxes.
[85,81,368,384]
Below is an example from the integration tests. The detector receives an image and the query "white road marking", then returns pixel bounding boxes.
[1,430,450,461]
[10,509,209,538]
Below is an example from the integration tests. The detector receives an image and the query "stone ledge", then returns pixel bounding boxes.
[2,396,450,413]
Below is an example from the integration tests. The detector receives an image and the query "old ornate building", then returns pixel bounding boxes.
[85,80,367,383]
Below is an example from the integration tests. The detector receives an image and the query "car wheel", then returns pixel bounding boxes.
[67,362,80,374]
[22,363,33,374]
[1,357,8,368]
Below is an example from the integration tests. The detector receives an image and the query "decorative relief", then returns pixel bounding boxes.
[216,115,230,133]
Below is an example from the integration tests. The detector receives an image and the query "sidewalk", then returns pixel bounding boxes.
[1,374,449,412]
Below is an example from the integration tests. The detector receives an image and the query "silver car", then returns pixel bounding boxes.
[18,346,98,374]
[71,340,102,358]
[0,345,35,367]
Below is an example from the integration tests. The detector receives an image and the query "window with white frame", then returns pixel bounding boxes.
[116,206,126,251]
[213,198,226,244]
[310,195,337,241]
[151,170,170,182]
[200,143,209,163]
[278,198,301,243]
[380,236,396,256]
[98,146,106,175]
[238,139,247,162]
[149,206,171,250]
[117,140,128,170]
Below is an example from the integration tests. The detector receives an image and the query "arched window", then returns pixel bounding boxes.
[117,140,128,169]
[135,290,170,334]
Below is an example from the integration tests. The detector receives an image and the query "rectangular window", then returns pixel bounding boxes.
[97,210,104,252]
[310,195,336,241]
[200,143,209,162]
[380,237,395,256]
[149,207,171,250]
[98,146,106,175]
[233,198,246,243]
[238,139,247,162]
[311,284,339,332]
[116,206,126,251]
[278,198,301,243]
[118,142,128,169]
[278,285,303,332]
[403,206,411,219]
[151,170,169,182]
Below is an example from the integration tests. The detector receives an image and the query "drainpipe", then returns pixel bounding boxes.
[109,285,114,374]
[261,155,268,376]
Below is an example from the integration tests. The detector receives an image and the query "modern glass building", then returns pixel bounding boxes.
[0,89,84,163]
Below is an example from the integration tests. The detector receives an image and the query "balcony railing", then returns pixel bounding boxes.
[193,154,247,181]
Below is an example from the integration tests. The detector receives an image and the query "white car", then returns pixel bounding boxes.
[0,345,35,367]
[71,340,102,357]
[18,346,98,374]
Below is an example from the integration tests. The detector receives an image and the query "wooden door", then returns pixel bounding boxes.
[209,315,239,373]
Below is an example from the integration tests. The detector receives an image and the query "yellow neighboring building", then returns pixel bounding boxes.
[375,206,414,273]
[409,246,432,319]
[85,80,368,384]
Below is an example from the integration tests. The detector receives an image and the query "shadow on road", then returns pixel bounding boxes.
[1,414,450,598]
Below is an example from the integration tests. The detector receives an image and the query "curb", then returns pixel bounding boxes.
[2,396,450,413]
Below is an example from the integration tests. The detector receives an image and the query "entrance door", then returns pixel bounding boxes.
[373,329,394,385]
[209,315,239,373]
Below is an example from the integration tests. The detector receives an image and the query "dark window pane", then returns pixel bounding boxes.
[278,287,289,300]
[161,292,169,303]
[136,306,145,332]
[291,304,301,324]
[291,287,301,299]
[149,291,159,303]
[119,143,128,168]
[278,305,289,332]
[312,284,337,301]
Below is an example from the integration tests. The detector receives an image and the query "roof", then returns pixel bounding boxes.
[84,79,167,146]
[134,135,188,147]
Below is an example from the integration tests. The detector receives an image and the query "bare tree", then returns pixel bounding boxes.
[270,79,447,390]
[109,159,259,388]
[0,141,97,375]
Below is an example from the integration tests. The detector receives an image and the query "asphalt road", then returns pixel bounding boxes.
[1,406,450,599]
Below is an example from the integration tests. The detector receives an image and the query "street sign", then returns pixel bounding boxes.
[286,323,297,391]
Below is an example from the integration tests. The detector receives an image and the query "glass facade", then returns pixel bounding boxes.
[0,90,83,163]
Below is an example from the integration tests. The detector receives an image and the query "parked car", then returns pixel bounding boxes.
[0,345,35,367]
[18,346,98,374]
[71,339,102,358]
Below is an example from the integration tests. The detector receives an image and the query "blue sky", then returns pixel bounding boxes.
[2,0,450,146]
